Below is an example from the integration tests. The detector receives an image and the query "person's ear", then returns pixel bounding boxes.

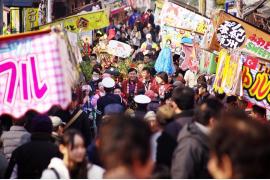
[59,144,67,155]
[209,118,216,128]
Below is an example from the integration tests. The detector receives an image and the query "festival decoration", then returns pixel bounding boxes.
[0,29,78,118]
[40,10,109,33]
[159,1,210,34]
[208,11,270,60]
[242,55,270,110]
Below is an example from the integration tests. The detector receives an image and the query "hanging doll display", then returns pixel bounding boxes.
[154,39,175,75]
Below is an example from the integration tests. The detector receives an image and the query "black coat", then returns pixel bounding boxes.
[65,108,93,146]
[96,93,122,123]
[156,110,193,169]
[171,122,211,179]
[5,133,61,179]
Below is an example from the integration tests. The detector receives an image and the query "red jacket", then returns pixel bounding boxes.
[122,79,144,99]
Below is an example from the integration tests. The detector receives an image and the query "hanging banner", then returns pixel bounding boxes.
[0,30,78,118]
[180,45,199,73]
[209,11,270,60]
[242,55,270,110]
[10,7,20,33]
[213,49,243,95]
[40,10,109,33]
[159,1,210,34]
[25,8,39,31]
[107,40,132,58]
[199,51,217,74]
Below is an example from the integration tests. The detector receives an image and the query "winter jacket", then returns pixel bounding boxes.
[41,157,105,179]
[156,110,194,169]
[1,126,31,161]
[171,122,211,179]
[5,133,61,179]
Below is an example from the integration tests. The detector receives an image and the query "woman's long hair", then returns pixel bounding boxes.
[60,129,89,179]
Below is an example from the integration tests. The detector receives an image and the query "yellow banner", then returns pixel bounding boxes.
[25,8,39,32]
[10,7,20,33]
[40,10,109,32]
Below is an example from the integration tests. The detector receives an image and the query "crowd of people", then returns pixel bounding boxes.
[0,7,270,179]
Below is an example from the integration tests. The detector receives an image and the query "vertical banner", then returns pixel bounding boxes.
[25,8,39,31]
[10,7,20,33]
[0,30,78,118]
[242,55,270,110]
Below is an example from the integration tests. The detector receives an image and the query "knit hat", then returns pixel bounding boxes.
[31,115,53,134]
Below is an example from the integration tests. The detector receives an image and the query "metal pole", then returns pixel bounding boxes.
[0,0,3,35]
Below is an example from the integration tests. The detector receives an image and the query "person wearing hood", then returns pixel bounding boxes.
[41,129,104,179]
[171,98,224,178]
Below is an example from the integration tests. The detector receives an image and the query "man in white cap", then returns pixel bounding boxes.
[49,116,65,145]
[133,94,151,119]
[96,77,123,127]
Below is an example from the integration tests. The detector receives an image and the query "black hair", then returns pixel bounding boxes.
[195,98,224,126]
[72,93,78,102]
[142,67,151,74]
[60,129,88,178]
[210,116,270,178]
[92,68,101,75]
[99,115,151,170]
[172,87,195,110]
[252,105,266,118]
[227,96,237,104]
[128,68,137,74]
[156,72,169,84]
[214,92,226,101]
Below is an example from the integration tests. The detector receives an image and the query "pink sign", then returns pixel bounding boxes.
[0,31,73,118]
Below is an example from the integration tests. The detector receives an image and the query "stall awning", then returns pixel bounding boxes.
[3,0,40,7]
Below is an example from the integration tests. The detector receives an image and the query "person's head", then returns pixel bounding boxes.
[156,104,175,127]
[195,98,224,128]
[102,77,115,93]
[82,85,91,97]
[50,116,65,136]
[114,86,122,96]
[92,69,101,81]
[133,25,138,31]
[141,67,151,80]
[144,111,159,133]
[69,93,79,111]
[60,129,88,177]
[156,72,168,85]
[31,114,53,134]
[143,54,151,64]
[98,82,104,92]
[197,74,207,84]
[121,32,126,38]
[214,92,226,101]
[208,115,270,178]
[146,33,152,41]
[147,23,152,30]
[237,98,248,111]
[197,82,208,96]
[171,87,195,112]
[128,68,138,81]
[226,96,238,110]
[251,105,267,121]
[100,116,153,178]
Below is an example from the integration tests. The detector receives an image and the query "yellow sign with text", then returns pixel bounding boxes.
[25,8,39,31]
[40,10,109,32]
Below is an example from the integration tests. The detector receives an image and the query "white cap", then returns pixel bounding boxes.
[146,33,152,39]
[134,95,151,104]
[144,111,156,121]
[82,85,91,91]
[49,116,65,128]
[102,77,115,88]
